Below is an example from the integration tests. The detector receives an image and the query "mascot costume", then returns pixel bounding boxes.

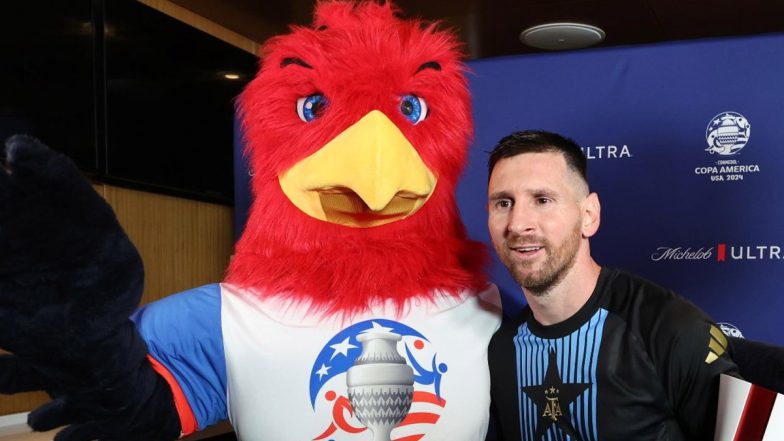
[0,2,502,440]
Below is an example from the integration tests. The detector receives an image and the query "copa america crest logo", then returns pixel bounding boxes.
[309,319,448,440]
[705,112,751,156]
[718,322,745,339]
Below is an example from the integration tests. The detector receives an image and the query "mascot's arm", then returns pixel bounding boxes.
[0,136,180,441]
[131,284,229,435]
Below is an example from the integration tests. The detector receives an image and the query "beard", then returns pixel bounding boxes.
[499,221,582,296]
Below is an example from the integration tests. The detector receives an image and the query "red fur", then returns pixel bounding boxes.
[226,1,487,316]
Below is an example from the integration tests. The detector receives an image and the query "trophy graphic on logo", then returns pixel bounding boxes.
[705,112,751,156]
[346,331,414,441]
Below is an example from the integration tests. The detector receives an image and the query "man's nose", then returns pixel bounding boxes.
[507,203,536,235]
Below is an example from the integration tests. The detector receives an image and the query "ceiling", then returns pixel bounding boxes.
[170,0,784,59]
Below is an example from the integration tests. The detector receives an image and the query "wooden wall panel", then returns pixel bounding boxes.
[0,184,234,416]
[104,185,234,304]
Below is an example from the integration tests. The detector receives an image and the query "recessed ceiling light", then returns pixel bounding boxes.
[520,23,605,50]
[224,73,240,80]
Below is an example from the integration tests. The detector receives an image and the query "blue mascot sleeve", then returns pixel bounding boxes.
[131,283,228,431]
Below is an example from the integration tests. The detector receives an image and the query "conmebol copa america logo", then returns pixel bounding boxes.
[717,322,744,339]
[705,112,750,156]
[694,111,760,182]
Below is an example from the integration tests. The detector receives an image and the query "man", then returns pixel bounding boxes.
[486,130,737,440]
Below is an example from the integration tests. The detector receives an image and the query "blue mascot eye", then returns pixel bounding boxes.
[399,94,428,124]
[296,94,328,122]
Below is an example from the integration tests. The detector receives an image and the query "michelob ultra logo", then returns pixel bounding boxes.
[650,247,713,261]
[580,144,632,159]
[651,244,784,262]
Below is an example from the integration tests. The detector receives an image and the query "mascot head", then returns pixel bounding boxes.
[227,1,486,315]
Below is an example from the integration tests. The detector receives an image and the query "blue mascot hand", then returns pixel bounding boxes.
[0,135,180,441]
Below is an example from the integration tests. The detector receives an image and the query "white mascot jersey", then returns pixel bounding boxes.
[222,283,502,441]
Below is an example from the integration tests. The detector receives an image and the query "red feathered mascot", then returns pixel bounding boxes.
[0,2,501,441]
[229,0,488,315]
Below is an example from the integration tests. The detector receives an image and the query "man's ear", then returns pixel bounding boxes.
[581,192,601,238]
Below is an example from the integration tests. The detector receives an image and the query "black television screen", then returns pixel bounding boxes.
[103,0,258,204]
[0,1,97,173]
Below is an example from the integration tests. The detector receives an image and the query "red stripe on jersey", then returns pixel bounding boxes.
[733,384,777,441]
[147,354,199,436]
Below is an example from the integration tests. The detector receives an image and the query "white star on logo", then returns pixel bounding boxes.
[315,363,331,380]
[329,337,358,360]
[360,321,396,334]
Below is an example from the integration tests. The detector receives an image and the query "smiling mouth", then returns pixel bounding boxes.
[317,187,425,227]
[509,245,544,257]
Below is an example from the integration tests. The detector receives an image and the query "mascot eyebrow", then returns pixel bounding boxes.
[280,57,313,69]
[279,57,440,74]
[280,57,441,74]
[416,61,441,73]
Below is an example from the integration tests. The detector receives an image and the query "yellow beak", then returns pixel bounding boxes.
[279,110,437,227]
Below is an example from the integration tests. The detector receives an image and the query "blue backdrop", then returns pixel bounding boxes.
[235,33,784,346]
[460,33,784,346]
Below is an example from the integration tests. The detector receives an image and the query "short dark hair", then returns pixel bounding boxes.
[488,129,588,187]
